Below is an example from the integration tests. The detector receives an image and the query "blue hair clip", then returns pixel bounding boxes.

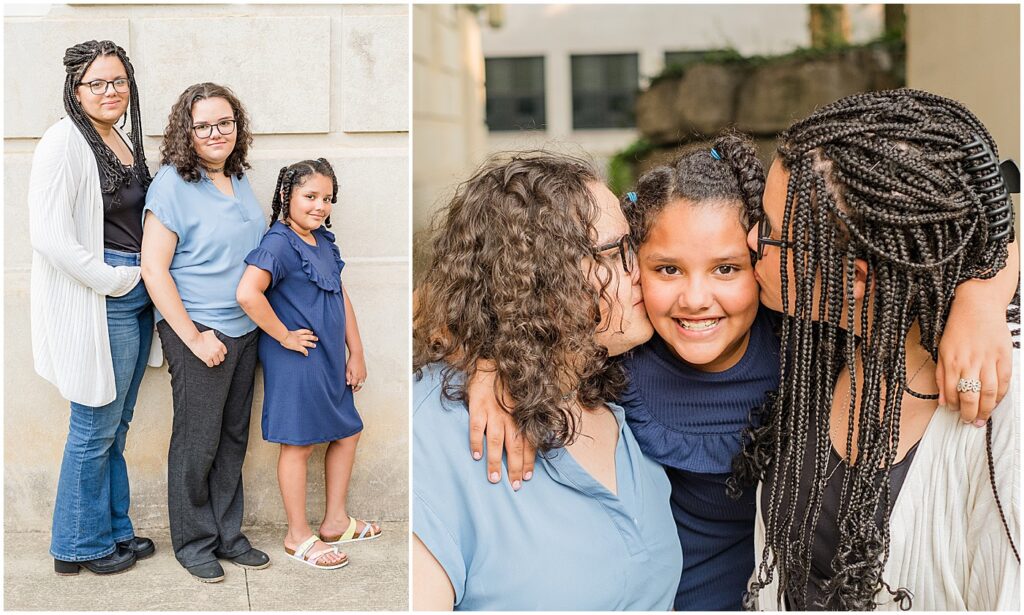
[626,191,637,204]
[710,148,722,160]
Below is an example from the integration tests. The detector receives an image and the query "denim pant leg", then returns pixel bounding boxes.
[109,293,153,542]
[51,251,149,561]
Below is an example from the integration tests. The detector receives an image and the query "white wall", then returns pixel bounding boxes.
[412,4,487,277]
[4,3,410,531]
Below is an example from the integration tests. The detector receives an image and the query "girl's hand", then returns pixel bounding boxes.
[281,329,318,356]
[937,297,1012,426]
[187,329,227,368]
[347,352,367,392]
[467,361,536,491]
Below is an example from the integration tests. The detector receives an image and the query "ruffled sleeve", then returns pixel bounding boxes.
[244,246,285,287]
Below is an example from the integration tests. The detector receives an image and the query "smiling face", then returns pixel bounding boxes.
[285,173,334,233]
[640,198,760,372]
[588,181,654,357]
[74,55,129,128]
[190,96,237,169]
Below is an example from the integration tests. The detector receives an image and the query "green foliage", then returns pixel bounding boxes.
[608,138,655,196]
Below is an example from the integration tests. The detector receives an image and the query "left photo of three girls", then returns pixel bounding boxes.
[4,3,408,611]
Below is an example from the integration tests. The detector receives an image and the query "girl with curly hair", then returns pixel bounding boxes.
[742,89,1018,610]
[412,152,683,610]
[32,39,154,576]
[237,158,380,570]
[141,83,269,582]
[465,124,1016,609]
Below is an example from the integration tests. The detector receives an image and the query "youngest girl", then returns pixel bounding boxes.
[237,158,381,570]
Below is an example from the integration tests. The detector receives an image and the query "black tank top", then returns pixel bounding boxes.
[101,160,146,253]
[760,409,920,610]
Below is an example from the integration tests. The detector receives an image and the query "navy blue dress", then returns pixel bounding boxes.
[619,307,781,611]
[245,221,362,445]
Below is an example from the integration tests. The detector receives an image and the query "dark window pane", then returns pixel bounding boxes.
[570,53,638,129]
[485,56,546,132]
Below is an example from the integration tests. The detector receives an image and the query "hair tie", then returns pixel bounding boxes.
[626,191,637,204]
[710,148,722,161]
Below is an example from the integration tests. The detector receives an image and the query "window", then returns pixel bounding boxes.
[485,56,546,131]
[571,53,639,130]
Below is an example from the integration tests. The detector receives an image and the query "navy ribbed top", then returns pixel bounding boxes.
[620,307,781,610]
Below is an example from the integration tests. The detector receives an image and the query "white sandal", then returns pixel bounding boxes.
[284,535,349,569]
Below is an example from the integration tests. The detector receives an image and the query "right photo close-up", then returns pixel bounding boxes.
[411,3,1020,612]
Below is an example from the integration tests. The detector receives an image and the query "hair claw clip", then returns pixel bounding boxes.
[960,135,1015,240]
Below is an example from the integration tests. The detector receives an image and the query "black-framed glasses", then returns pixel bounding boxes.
[78,78,129,96]
[756,215,788,260]
[192,119,237,139]
[593,234,637,274]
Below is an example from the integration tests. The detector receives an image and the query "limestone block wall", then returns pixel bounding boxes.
[4,3,409,532]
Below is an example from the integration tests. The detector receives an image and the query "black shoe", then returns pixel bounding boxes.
[224,548,270,570]
[117,536,156,560]
[54,547,136,576]
[186,560,225,583]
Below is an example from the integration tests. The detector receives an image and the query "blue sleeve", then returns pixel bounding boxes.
[143,168,180,235]
[245,247,285,287]
[412,367,470,606]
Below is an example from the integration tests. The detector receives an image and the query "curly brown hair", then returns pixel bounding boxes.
[413,151,628,452]
[159,82,253,183]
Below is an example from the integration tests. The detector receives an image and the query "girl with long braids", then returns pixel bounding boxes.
[236,158,379,570]
[30,40,155,575]
[141,83,269,582]
[464,126,1016,609]
[742,88,1019,610]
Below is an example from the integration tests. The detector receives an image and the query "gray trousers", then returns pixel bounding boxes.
[158,320,259,568]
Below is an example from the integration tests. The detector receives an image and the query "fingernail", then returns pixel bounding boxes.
[974,419,986,428]
[472,451,481,460]
[512,480,521,491]
[524,471,533,481]
[489,471,499,483]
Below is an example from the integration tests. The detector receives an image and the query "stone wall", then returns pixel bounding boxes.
[632,43,904,173]
[4,3,409,532]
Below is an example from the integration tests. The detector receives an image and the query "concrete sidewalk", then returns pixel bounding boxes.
[4,522,408,611]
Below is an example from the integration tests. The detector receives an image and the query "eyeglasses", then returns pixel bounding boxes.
[756,215,788,260]
[78,78,129,96]
[192,119,237,139]
[593,234,637,274]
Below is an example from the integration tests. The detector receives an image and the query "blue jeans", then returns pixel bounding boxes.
[50,249,154,561]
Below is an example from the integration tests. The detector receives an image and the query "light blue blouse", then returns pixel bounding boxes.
[143,165,265,337]
[413,363,682,611]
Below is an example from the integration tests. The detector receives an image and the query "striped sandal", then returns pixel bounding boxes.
[284,535,349,570]
[321,516,382,544]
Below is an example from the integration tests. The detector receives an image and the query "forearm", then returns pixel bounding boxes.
[238,291,289,343]
[955,240,1019,311]
[342,286,364,356]
[142,267,201,345]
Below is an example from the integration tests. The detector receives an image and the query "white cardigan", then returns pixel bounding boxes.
[29,117,143,407]
[751,359,1019,611]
